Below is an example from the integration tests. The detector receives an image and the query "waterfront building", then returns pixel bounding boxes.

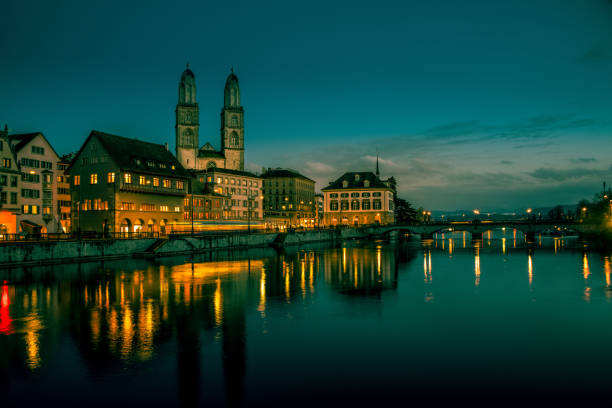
[0,125,21,234]
[261,168,316,229]
[8,131,62,233]
[181,170,229,230]
[175,66,245,172]
[205,167,263,223]
[322,171,395,226]
[68,130,190,235]
[315,193,324,227]
[57,154,73,232]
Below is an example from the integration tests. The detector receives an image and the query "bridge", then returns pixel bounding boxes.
[365,220,603,241]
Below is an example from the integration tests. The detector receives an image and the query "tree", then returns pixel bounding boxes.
[394,198,418,224]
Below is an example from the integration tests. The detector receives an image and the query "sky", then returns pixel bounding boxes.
[1,0,612,210]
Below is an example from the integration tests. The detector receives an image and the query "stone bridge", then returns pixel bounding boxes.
[364,221,602,240]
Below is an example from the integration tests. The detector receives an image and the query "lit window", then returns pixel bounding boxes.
[153,178,159,187]
[107,172,115,183]
[124,173,132,183]
[139,175,146,185]
[74,175,80,185]
[90,173,98,184]
[177,180,184,189]
[163,179,171,188]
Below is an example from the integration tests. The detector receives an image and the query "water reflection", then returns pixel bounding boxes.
[1,238,612,405]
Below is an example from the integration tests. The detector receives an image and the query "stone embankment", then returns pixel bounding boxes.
[0,228,374,268]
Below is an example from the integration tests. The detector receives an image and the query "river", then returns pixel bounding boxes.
[1,232,612,406]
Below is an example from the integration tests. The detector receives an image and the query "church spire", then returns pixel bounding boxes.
[375,149,380,178]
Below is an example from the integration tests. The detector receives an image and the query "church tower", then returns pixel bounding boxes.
[220,69,244,171]
[175,64,199,169]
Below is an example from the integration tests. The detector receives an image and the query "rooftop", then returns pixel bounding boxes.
[321,171,390,191]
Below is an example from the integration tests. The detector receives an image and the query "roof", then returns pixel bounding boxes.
[70,130,190,179]
[261,168,315,183]
[207,167,260,178]
[9,131,61,159]
[321,172,390,191]
[197,146,225,158]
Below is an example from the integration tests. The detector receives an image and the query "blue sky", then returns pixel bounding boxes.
[2,0,612,210]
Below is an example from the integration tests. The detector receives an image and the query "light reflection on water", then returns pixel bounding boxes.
[1,236,612,405]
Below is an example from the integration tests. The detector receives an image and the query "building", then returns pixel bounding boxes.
[57,153,73,232]
[315,194,324,227]
[180,170,229,231]
[8,131,62,233]
[68,130,191,235]
[321,171,395,226]
[261,168,316,229]
[205,167,263,224]
[175,65,245,172]
[0,125,21,234]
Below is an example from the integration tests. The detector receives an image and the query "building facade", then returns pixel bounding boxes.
[68,130,191,235]
[8,132,62,233]
[57,154,73,232]
[321,172,394,226]
[261,168,316,229]
[0,125,21,234]
[175,66,245,172]
[206,167,263,223]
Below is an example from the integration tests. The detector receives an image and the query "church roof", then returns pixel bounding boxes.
[261,168,315,183]
[69,130,190,178]
[322,172,390,191]
[197,143,225,158]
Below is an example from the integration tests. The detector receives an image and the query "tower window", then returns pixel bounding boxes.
[231,116,238,127]
[230,131,239,147]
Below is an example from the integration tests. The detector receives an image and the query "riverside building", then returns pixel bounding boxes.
[8,130,62,233]
[321,171,395,226]
[261,168,316,229]
[0,125,21,234]
[68,130,191,235]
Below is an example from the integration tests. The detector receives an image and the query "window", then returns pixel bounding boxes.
[330,193,338,198]
[153,178,159,187]
[174,206,180,212]
[341,201,349,211]
[351,193,360,198]
[44,174,52,183]
[176,180,184,189]
[107,172,115,183]
[124,173,132,183]
[43,206,51,215]
[351,200,360,210]
[41,161,52,169]
[163,179,171,188]
[364,180,370,187]
[231,116,238,127]
[22,205,29,214]
[21,158,39,168]
[74,175,80,185]
[373,200,382,210]
[90,173,98,184]
[139,175,146,185]
[31,205,39,215]
[31,146,45,155]
[340,193,349,198]
[342,180,349,188]
[0,176,6,186]
[0,192,6,204]
[2,158,10,168]
[10,176,17,187]
[373,192,382,197]
[10,192,17,204]
[362,192,370,197]
[160,205,169,212]
[21,189,40,198]
[362,200,371,210]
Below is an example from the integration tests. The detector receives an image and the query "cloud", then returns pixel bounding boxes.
[528,165,612,182]
[578,46,612,63]
[571,157,597,164]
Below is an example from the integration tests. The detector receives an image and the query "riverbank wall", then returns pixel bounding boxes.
[0,228,374,268]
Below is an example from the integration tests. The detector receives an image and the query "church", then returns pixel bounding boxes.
[175,65,244,171]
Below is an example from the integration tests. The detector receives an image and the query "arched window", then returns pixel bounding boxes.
[183,128,193,146]
[230,131,239,147]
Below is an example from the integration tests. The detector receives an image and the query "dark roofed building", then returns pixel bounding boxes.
[322,171,394,226]
[261,168,316,229]
[68,130,190,235]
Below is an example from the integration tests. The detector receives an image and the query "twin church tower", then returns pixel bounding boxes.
[175,65,244,171]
